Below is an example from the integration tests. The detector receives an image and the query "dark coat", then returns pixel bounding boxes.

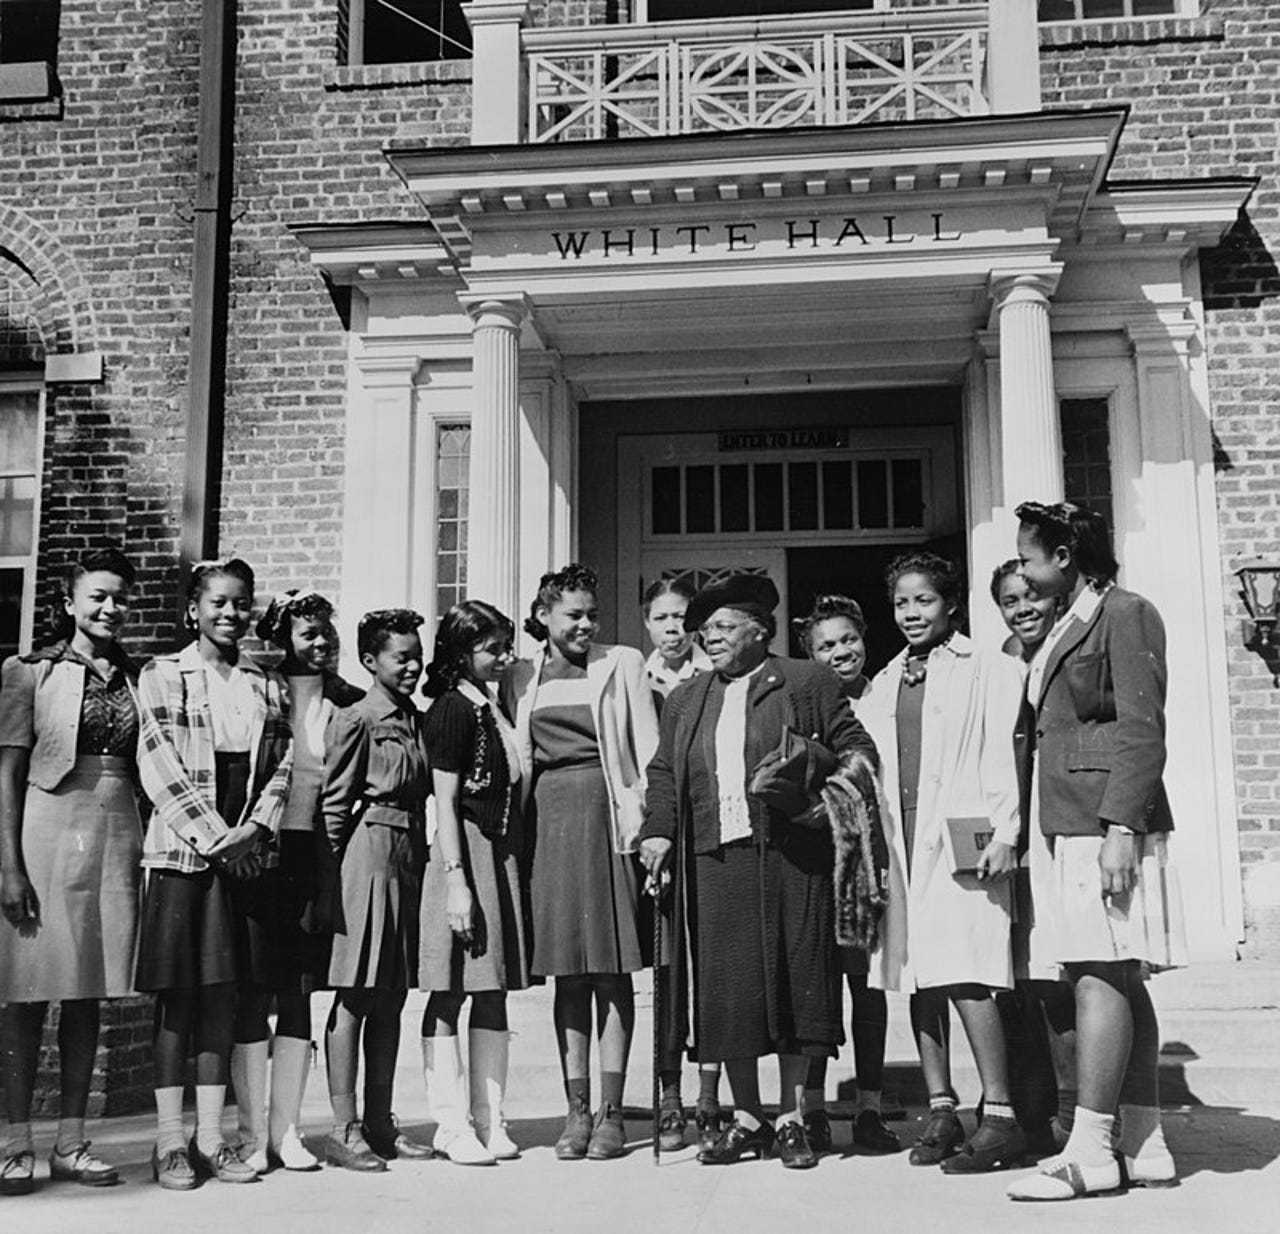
[639,655,877,1059]
[1017,586,1174,837]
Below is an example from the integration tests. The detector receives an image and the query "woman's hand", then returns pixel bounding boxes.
[639,837,673,894]
[975,839,1017,882]
[1099,827,1138,897]
[446,872,474,939]
[0,868,39,931]
[207,822,265,866]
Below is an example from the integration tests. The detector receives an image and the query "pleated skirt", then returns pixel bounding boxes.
[327,822,425,991]
[529,763,642,977]
[0,756,142,1002]
[419,815,530,993]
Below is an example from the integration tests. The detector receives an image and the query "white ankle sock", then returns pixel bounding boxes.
[1118,1103,1167,1159]
[983,1100,1015,1123]
[1061,1106,1115,1167]
[775,1109,803,1128]
[736,1109,762,1132]
[4,1120,33,1155]
[195,1084,226,1155]
[55,1117,86,1155]
[155,1087,186,1155]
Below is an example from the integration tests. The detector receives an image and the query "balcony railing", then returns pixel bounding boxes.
[463,1,1038,147]
[523,5,990,144]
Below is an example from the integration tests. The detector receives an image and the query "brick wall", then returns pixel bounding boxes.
[1041,0,1280,943]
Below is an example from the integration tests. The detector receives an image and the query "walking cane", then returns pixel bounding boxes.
[650,871,664,1165]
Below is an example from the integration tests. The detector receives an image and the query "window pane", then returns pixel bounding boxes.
[822,460,853,530]
[0,476,35,556]
[891,459,924,528]
[0,0,61,66]
[0,390,39,473]
[754,463,784,532]
[720,464,749,533]
[435,421,469,618]
[0,568,21,662]
[788,462,818,531]
[857,460,888,529]
[651,467,681,535]
[362,0,471,65]
[1037,0,1078,18]
[1060,398,1114,530]
[685,465,715,535]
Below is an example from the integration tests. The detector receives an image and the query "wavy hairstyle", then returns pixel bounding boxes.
[641,575,696,618]
[51,547,137,641]
[792,593,867,656]
[1015,500,1119,587]
[523,563,599,642]
[184,558,255,634]
[424,600,516,698]
[256,588,336,650]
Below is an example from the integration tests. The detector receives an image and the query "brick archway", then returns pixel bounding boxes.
[0,203,99,359]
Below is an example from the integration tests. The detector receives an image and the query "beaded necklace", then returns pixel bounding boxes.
[901,633,954,688]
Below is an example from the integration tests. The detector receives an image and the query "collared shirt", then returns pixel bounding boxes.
[644,645,713,699]
[137,642,292,874]
[1027,585,1105,704]
[714,661,767,845]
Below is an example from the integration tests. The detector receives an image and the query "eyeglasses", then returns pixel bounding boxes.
[698,619,751,637]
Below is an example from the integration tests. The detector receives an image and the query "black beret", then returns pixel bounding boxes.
[684,574,781,632]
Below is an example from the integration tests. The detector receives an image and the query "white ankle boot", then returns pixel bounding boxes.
[230,1040,270,1174]
[469,1028,519,1160]
[422,1036,495,1165]
[269,1037,320,1171]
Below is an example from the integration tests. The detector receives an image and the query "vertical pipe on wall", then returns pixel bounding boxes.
[179,0,237,627]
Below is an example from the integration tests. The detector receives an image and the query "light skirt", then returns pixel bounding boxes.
[1027,827,1188,973]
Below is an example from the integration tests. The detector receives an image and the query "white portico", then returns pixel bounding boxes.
[293,3,1253,961]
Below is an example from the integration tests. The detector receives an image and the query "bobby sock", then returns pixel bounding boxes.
[4,1120,34,1155]
[565,1076,590,1108]
[982,1100,1015,1123]
[154,1087,185,1156]
[854,1088,882,1115]
[194,1084,226,1156]
[697,1068,720,1110]
[599,1070,625,1111]
[1118,1103,1167,1160]
[331,1091,358,1135]
[55,1117,86,1156]
[1060,1106,1115,1167]
[929,1092,957,1114]
[735,1108,762,1132]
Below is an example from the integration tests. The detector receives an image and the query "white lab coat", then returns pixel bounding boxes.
[857,634,1022,992]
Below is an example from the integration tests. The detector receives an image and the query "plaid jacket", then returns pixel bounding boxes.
[138,641,292,874]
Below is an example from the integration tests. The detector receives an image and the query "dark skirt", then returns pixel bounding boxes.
[419,814,530,994]
[135,754,248,991]
[327,822,425,991]
[693,829,842,1062]
[229,831,328,993]
[529,763,643,977]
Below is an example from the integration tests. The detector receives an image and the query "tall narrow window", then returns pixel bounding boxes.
[434,421,470,620]
[1060,397,1114,530]
[0,385,42,660]
[341,0,471,67]
[1038,1,1187,19]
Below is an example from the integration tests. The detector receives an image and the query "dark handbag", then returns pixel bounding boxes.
[748,724,840,821]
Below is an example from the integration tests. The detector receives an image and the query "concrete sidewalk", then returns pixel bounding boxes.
[3,962,1279,1233]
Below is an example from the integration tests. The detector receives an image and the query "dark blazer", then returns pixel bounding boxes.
[1017,585,1174,837]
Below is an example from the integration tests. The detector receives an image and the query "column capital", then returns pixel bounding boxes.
[353,352,423,388]
[460,294,532,333]
[1127,319,1199,358]
[988,268,1062,314]
[462,0,529,31]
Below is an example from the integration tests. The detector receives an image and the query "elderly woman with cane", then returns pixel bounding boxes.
[639,574,880,1169]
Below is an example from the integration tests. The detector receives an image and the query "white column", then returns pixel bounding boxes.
[991,271,1063,514]
[987,0,1042,114]
[465,297,527,620]
[463,0,529,144]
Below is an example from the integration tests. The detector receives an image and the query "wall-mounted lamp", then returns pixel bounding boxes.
[1234,559,1280,651]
